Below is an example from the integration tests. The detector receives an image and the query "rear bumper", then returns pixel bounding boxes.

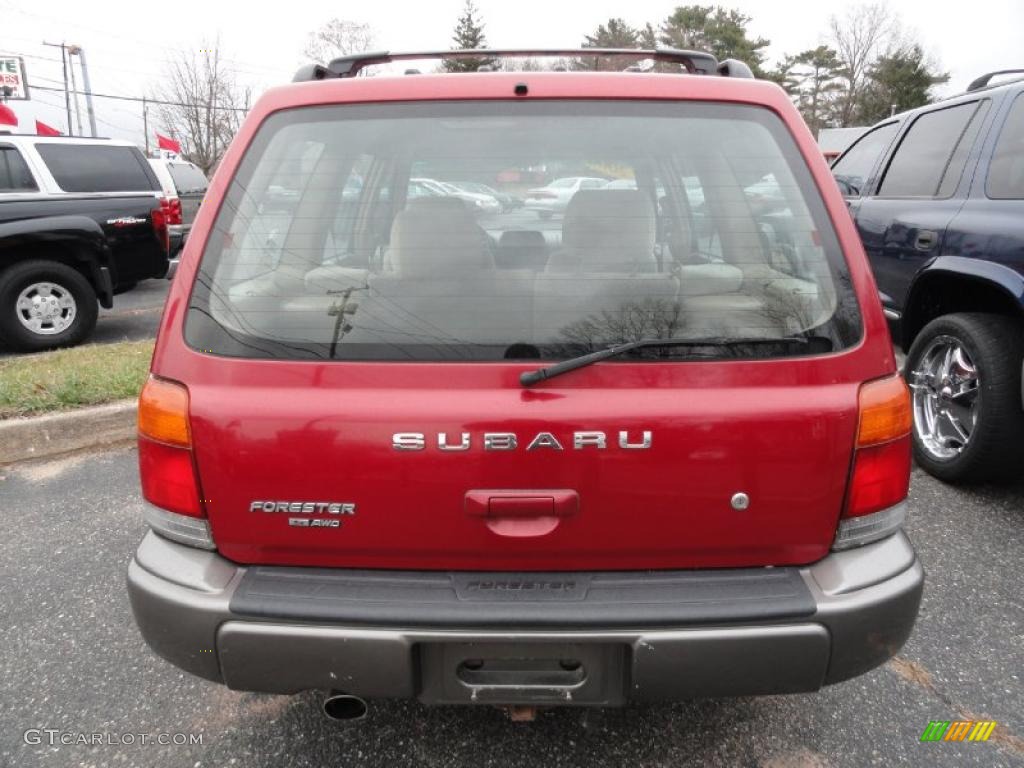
[127,530,923,704]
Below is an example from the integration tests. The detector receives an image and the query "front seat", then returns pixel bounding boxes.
[535,190,679,346]
[547,189,658,273]
[346,197,533,352]
[388,197,494,276]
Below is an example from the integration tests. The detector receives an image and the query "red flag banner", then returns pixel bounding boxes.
[156,133,182,153]
[0,104,17,127]
[35,120,61,136]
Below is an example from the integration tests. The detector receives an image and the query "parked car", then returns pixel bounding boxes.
[603,178,637,190]
[411,177,501,214]
[449,181,520,211]
[0,136,172,351]
[830,69,1024,482]
[525,176,608,218]
[148,157,208,259]
[128,47,922,719]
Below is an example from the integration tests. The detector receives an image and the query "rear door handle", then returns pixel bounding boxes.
[914,230,939,251]
[465,490,579,518]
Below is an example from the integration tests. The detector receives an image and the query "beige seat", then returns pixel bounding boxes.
[341,197,535,351]
[547,190,658,273]
[534,190,679,346]
[389,197,494,276]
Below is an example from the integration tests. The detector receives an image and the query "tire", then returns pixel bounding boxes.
[904,312,1024,483]
[0,260,99,352]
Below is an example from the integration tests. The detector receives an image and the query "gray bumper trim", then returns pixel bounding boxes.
[127,531,923,700]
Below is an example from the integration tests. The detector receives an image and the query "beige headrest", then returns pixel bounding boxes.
[561,190,656,271]
[389,197,491,277]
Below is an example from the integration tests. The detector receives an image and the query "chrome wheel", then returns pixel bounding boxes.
[908,336,980,460]
[15,281,77,335]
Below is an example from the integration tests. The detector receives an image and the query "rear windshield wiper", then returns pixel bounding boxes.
[519,336,815,387]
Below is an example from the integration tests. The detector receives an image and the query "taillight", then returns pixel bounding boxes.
[165,197,183,226]
[834,375,912,550]
[151,197,171,253]
[137,376,213,549]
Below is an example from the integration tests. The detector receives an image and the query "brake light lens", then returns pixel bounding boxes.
[845,437,912,518]
[138,438,201,516]
[835,375,912,550]
[165,196,183,226]
[137,376,212,548]
[151,197,171,253]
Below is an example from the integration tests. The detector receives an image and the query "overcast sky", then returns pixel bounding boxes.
[2,0,1022,144]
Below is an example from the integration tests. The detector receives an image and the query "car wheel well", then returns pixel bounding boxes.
[0,242,97,287]
[901,273,1023,349]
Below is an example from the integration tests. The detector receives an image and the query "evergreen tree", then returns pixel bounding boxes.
[575,18,642,70]
[443,1,496,72]
[655,5,770,76]
[857,44,949,123]
[790,46,846,134]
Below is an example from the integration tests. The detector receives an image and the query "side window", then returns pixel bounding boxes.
[36,144,159,192]
[0,146,39,192]
[878,102,985,198]
[987,93,1024,199]
[830,122,898,197]
[227,139,326,280]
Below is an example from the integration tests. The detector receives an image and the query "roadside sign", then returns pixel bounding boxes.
[0,56,30,100]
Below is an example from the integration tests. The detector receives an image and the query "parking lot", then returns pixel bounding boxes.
[0,447,1020,768]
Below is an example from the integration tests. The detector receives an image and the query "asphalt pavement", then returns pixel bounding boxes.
[0,447,1021,768]
[0,278,168,359]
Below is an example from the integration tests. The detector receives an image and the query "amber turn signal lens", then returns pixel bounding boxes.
[856,375,912,447]
[138,376,191,447]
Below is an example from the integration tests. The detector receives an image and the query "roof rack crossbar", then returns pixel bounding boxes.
[967,69,1024,92]
[293,47,752,82]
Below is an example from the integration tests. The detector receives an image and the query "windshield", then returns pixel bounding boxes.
[186,100,860,361]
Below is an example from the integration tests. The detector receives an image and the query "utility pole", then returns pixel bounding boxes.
[142,96,149,155]
[67,50,83,136]
[68,45,98,137]
[42,41,72,134]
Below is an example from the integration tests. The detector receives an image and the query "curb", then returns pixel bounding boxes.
[0,400,137,465]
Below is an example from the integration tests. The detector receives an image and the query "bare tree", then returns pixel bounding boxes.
[829,3,897,126]
[154,42,249,175]
[304,19,376,63]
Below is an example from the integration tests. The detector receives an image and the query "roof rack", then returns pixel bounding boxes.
[966,69,1024,92]
[293,47,754,82]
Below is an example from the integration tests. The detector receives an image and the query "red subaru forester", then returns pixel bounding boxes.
[128,48,923,719]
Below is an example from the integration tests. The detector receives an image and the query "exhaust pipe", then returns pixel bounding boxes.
[322,691,368,722]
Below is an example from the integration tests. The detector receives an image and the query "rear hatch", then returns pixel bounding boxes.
[187,366,860,569]
[178,94,868,570]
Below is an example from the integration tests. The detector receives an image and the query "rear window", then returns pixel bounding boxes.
[167,162,208,193]
[987,93,1024,199]
[187,101,861,361]
[36,143,159,193]
[878,101,988,198]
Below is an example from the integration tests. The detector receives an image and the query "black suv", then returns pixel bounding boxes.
[832,70,1024,483]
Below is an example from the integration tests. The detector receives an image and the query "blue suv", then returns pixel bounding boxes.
[832,70,1024,483]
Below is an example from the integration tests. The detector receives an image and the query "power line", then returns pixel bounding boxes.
[29,84,249,112]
